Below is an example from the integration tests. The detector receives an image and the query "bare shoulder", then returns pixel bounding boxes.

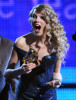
[15,33,33,50]
[15,36,25,48]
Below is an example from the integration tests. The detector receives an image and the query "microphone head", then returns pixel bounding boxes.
[72,31,76,41]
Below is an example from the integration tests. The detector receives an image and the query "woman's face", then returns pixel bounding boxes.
[32,12,46,36]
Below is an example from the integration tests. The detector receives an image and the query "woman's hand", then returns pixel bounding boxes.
[21,63,37,74]
[46,80,62,88]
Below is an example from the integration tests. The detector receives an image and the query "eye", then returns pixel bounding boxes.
[40,16,45,21]
[33,14,37,18]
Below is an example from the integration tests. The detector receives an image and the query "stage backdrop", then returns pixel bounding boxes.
[0,0,76,100]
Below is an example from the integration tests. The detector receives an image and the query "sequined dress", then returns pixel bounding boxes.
[14,45,57,100]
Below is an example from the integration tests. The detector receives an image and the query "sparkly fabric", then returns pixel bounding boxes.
[14,45,57,100]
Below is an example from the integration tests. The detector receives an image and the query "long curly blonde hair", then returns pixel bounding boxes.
[29,4,69,63]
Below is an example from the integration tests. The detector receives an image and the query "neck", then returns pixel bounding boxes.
[34,33,47,44]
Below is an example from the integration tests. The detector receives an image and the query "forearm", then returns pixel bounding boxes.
[4,67,24,79]
[53,72,62,80]
[52,59,62,87]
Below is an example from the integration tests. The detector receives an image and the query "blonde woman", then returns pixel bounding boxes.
[4,4,69,100]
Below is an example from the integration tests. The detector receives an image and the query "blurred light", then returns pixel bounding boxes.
[64,4,76,20]
[57,88,76,100]
[61,67,76,84]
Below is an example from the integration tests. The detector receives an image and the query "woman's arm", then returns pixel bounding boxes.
[4,48,25,79]
[46,59,62,88]
[53,59,62,80]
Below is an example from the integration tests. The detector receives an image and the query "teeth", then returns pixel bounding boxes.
[36,25,40,26]
[35,24,41,30]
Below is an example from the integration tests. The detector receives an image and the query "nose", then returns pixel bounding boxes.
[35,16,39,22]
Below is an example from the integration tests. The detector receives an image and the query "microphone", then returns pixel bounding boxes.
[72,31,76,41]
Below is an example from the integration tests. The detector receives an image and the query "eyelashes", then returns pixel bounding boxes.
[40,16,45,21]
[32,14,37,18]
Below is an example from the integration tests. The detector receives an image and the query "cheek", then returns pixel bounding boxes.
[43,22,46,28]
[32,19,36,26]
[31,21,34,27]
[41,20,46,27]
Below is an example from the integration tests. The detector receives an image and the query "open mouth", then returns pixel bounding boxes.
[35,25,41,29]
[34,24,41,33]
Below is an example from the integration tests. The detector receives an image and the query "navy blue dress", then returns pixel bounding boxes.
[14,45,57,100]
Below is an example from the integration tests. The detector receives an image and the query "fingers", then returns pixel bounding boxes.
[21,63,36,74]
[46,80,55,87]
[46,80,61,88]
[25,70,32,74]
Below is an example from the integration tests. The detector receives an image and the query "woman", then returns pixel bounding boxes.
[4,4,69,100]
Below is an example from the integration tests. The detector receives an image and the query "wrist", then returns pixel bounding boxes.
[53,72,62,88]
[53,72,62,81]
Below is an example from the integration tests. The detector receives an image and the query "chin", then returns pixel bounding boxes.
[35,33,43,37]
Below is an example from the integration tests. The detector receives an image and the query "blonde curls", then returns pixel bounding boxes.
[29,4,69,63]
